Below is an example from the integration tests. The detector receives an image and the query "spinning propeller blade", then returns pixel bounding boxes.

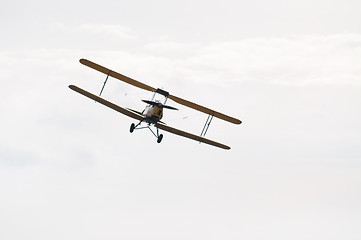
[142,100,178,110]
[142,100,157,106]
[162,105,178,110]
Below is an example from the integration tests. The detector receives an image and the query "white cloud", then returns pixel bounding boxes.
[1,33,360,161]
[178,34,361,86]
[1,32,361,240]
[77,23,137,39]
[47,22,136,39]
[2,0,361,238]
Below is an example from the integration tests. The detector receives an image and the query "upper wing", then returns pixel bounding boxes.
[79,59,156,92]
[69,85,145,121]
[80,58,241,125]
[155,123,231,150]
[167,95,242,125]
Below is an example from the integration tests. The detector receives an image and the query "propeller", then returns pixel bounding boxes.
[142,100,178,110]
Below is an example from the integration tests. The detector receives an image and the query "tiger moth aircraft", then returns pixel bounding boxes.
[69,59,242,150]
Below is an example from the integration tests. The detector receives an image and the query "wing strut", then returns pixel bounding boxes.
[200,114,214,137]
[99,71,110,97]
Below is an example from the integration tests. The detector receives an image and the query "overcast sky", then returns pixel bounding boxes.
[1,0,361,239]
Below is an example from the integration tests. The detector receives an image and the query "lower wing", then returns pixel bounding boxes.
[69,85,230,150]
[69,85,145,121]
[155,123,230,150]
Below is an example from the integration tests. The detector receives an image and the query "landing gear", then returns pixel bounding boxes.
[130,123,135,133]
[157,134,163,143]
[130,121,143,133]
[129,121,163,144]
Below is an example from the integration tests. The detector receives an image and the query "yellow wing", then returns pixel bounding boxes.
[79,59,156,92]
[167,95,242,124]
[69,85,145,121]
[79,58,241,125]
[155,123,231,150]
[69,85,230,149]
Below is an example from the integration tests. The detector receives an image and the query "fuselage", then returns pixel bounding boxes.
[144,104,163,122]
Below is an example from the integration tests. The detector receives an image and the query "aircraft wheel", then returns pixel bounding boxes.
[157,134,163,143]
[130,123,135,133]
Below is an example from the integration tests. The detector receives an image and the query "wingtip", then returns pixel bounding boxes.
[79,58,88,64]
[68,85,78,91]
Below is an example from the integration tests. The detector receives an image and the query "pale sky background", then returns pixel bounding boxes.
[1,0,361,239]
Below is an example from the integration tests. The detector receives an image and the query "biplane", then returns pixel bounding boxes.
[69,59,242,150]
